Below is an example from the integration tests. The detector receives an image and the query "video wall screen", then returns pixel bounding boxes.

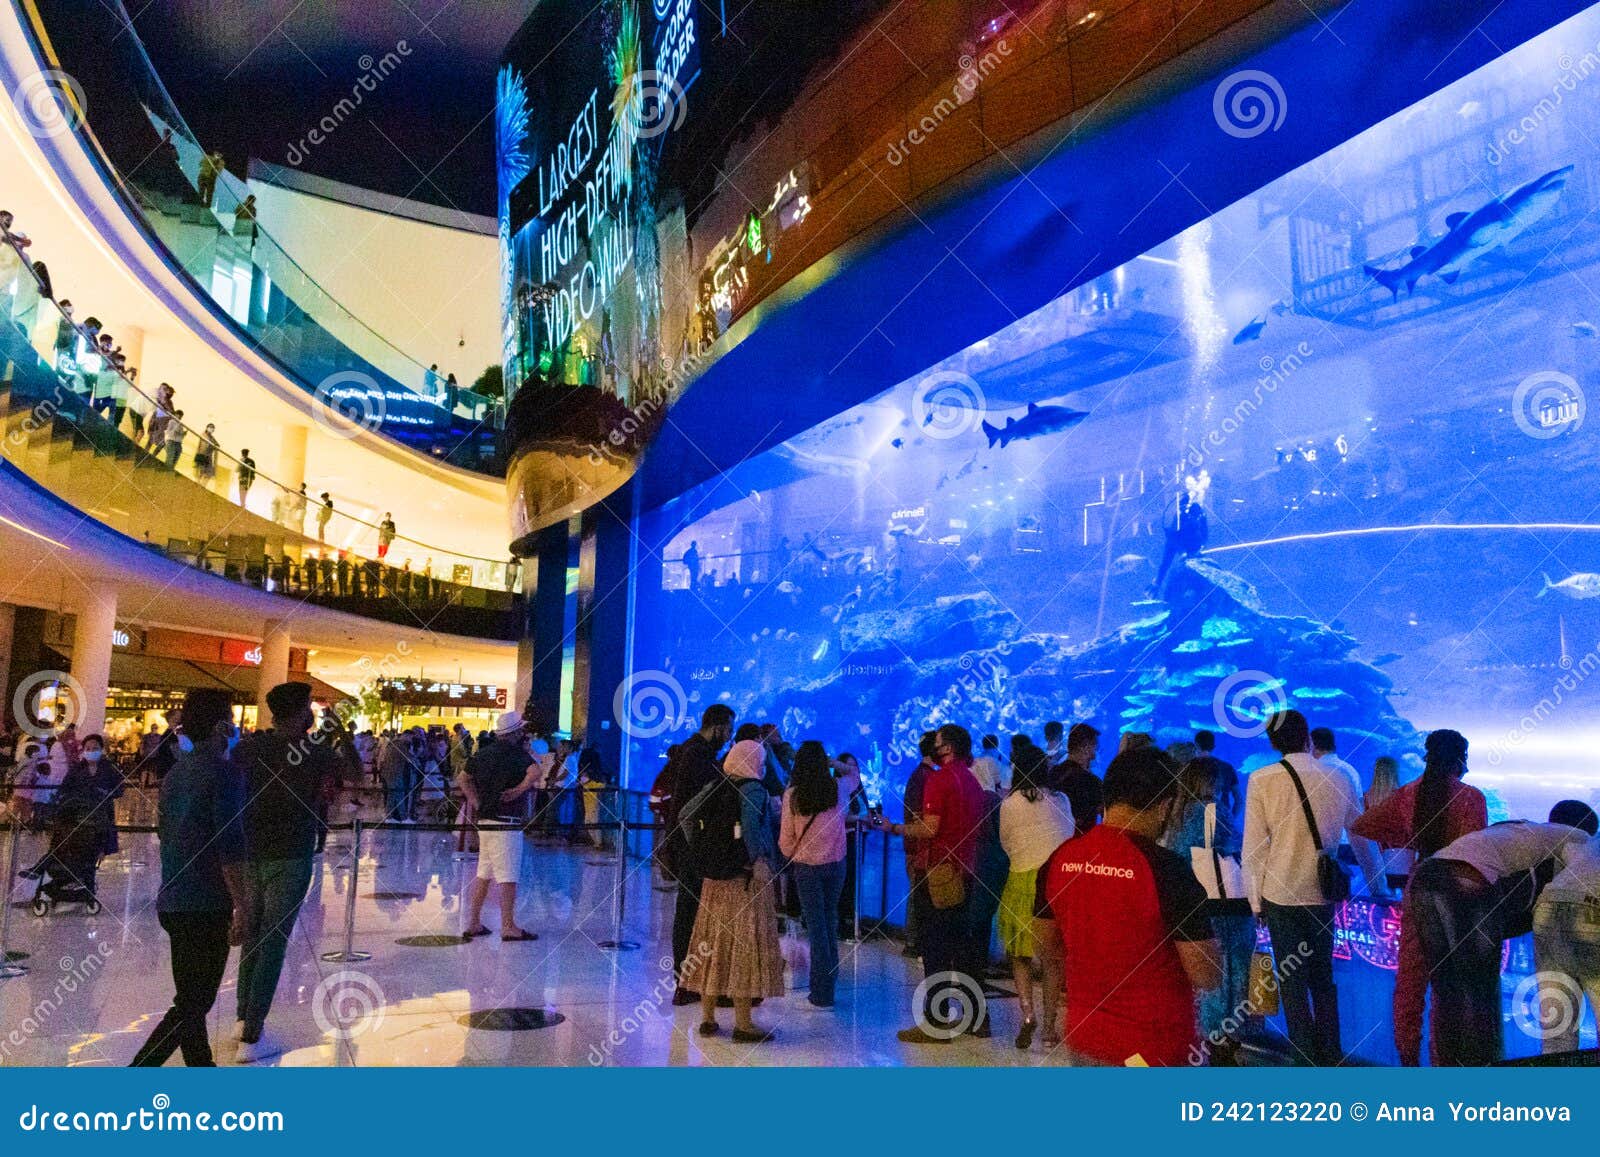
[624,7,1600,824]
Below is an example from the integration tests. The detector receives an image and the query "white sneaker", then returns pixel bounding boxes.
[235,1030,284,1064]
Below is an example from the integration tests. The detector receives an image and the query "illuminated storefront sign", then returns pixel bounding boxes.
[379,679,508,709]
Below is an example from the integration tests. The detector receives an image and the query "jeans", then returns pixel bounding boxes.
[385,767,417,821]
[236,857,315,1035]
[672,873,703,989]
[1532,898,1600,1055]
[130,910,232,1067]
[1407,857,1504,1066]
[793,858,847,1005]
[1262,901,1341,1066]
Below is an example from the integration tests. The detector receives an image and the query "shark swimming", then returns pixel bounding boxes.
[980,402,1089,448]
[1364,165,1573,297]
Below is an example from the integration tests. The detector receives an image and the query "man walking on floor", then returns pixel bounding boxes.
[230,681,357,1062]
[130,689,248,1067]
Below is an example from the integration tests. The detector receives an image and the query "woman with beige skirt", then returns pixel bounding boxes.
[688,739,784,1043]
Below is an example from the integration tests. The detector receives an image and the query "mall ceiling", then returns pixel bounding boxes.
[126,0,536,215]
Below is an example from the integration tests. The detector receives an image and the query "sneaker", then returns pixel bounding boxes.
[235,1031,284,1064]
[798,996,834,1011]
[896,1025,951,1045]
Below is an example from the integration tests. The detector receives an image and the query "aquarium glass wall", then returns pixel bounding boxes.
[625,8,1600,823]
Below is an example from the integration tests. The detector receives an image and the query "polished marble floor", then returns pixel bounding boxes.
[0,816,1070,1067]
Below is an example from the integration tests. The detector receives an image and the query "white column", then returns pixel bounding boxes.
[278,424,309,492]
[70,583,117,736]
[257,620,291,722]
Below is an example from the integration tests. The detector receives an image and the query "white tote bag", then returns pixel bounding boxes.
[1190,802,1246,900]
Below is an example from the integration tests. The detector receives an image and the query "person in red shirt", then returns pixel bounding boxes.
[1036,744,1221,1065]
[883,723,988,1043]
[1350,728,1487,1066]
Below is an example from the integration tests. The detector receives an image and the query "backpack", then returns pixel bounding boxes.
[682,775,753,881]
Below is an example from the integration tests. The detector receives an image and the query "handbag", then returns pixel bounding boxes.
[926,860,967,910]
[1280,759,1351,904]
[1189,802,1247,900]
[1248,950,1281,1016]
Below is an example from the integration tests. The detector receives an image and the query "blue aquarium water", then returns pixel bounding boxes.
[625,6,1600,826]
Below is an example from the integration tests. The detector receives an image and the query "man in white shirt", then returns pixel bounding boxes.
[1242,710,1378,1066]
[1310,727,1362,796]
[1533,831,1600,1055]
[971,734,1004,792]
[1411,802,1598,1064]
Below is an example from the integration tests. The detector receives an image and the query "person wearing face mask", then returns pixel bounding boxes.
[228,682,356,1062]
[1034,745,1222,1065]
[57,734,125,860]
[665,704,737,1002]
[131,689,249,1068]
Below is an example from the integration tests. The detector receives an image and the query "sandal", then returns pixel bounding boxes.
[461,926,490,940]
[500,930,538,942]
[1015,1018,1036,1050]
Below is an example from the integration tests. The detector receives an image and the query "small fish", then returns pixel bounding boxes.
[1232,314,1268,344]
[1574,321,1598,339]
[890,438,905,449]
[980,402,1089,448]
[1458,100,1483,119]
[1539,572,1600,599]
[776,580,801,595]
[1112,552,1146,574]
[1371,652,1403,666]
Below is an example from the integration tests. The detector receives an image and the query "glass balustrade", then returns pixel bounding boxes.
[2,243,521,634]
[17,0,504,473]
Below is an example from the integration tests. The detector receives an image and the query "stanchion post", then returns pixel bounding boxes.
[321,818,372,963]
[599,804,638,951]
[0,823,31,979]
[851,822,861,945]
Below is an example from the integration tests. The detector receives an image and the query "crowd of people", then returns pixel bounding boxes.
[649,705,1600,1065]
[2,211,482,596]
[5,687,1597,1068]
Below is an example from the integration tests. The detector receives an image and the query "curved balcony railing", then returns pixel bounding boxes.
[2,237,522,637]
[14,0,503,473]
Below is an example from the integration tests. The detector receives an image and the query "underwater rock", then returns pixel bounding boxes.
[747,555,1425,806]
[838,592,1021,662]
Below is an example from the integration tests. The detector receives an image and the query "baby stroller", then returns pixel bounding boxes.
[23,803,103,915]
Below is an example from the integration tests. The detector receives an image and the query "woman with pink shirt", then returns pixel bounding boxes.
[780,741,860,1009]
